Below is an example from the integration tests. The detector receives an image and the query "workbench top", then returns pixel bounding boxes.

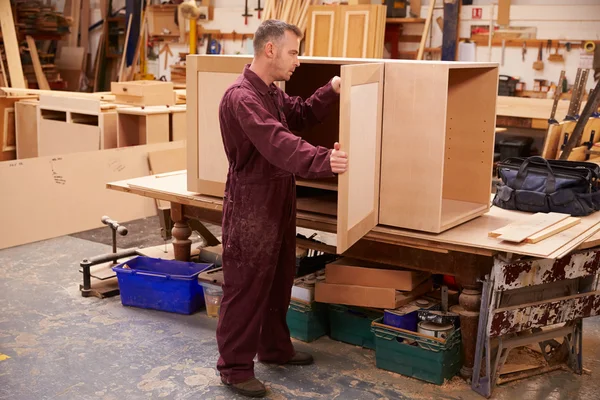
[107,171,600,259]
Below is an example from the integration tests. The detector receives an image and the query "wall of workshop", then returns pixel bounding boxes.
[152,0,264,81]
[417,0,599,94]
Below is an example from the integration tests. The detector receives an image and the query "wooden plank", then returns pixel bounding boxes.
[0,142,184,250]
[0,1,25,88]
[489,291,600,337]
[489,212,570,242]
[497,96,574,122]
[0,88,115,101]
[26,36,50,90]
[337,62,384,253]
[525,217,581,244]
[39,94,102,115]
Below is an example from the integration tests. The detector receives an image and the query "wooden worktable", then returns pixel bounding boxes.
[106,170,600,378]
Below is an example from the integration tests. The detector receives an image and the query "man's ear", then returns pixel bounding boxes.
[265,41,275,58]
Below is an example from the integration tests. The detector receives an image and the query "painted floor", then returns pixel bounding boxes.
[2,222,600,399]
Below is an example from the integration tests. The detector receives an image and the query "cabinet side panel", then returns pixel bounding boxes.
[186,56,199,192]
[443,67,498,206]
[197,71,238,196]
[379,63,448,232]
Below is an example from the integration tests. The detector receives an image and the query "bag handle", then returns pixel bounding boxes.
[514,156,557,193]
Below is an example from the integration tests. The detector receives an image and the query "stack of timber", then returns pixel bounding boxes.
[261,0,317,36]
[489,212,581,245]
[14,0,71,37]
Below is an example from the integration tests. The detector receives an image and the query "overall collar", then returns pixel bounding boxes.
[243,64,277,96]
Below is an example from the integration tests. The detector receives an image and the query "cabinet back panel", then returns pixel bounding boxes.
[379,63,448,232]
[197,71,237,190]
[442,67,497,206]
[285,63,340,149]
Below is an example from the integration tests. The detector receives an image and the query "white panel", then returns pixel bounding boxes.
[348,82,378,230]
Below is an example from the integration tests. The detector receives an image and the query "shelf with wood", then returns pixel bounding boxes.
[469,36,600,49]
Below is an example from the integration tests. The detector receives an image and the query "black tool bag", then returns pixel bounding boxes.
[493,156,600,216]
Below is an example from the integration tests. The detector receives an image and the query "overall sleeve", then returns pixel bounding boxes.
[235,96,334,180]
[282,80,339,132]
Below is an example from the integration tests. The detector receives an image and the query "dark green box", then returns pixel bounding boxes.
[328,304,383,350]
[371,317,462,385]
[286,300,329,342]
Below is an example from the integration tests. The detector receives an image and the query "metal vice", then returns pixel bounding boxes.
[79,216,142,299]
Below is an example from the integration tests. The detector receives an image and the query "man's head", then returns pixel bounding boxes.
[253,20,302,82]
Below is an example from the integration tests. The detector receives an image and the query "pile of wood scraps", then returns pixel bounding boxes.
[489,212,581,244]
[315,258,434,309]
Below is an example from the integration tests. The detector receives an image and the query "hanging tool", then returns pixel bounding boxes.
[242,0,253,25]
[521,41,527,62]
[501,39,506,66]
[179,0,201,54]
[533,43,544,70]
[548,42,564,62]
[547,39,552,54]
[255,0,263,20]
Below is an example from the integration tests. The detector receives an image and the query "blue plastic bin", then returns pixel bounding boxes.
[112,256,214,315]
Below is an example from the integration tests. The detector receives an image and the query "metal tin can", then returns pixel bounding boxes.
[417,321,455,340]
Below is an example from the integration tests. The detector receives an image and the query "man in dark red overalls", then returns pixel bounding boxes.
[216,20,348,398]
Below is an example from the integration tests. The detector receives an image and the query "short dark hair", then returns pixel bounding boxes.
[253,19,302,55]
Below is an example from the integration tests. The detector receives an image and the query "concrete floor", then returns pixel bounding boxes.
[2,219,600,399]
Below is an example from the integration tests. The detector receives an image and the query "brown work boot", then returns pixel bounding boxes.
[286,351,314,366]
[221,376,267,398]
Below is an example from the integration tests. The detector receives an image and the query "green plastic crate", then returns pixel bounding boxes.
[286,300,329,342]
[371,317,462,385]
[328,304,383,350]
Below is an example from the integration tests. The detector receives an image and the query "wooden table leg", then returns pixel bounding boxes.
[170,202,192,261]
[455,266,486,379]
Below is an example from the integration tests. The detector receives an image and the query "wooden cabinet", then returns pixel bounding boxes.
[186,55,499,254]
[304,5,386,58]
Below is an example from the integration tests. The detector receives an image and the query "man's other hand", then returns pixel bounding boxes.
[330,142,348,174]
[331,76,341,94]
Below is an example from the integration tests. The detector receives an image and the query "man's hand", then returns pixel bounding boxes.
[330,142,348,174]
[331,76,341,94]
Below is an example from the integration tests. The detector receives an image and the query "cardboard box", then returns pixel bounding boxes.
[315,278,433,309]
[325,258,430,291]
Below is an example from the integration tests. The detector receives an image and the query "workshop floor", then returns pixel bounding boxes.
[2,217,600,399]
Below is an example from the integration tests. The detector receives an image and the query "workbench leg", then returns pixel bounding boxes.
[171,203,192,261]
[456,280,482,379]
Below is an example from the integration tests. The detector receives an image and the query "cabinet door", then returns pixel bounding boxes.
[187,55,250,196]
[336,5,380,58]
[305,6,339,57]
[337,63,384,253]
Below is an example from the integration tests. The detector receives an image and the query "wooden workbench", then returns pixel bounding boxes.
[107,170,600,379]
